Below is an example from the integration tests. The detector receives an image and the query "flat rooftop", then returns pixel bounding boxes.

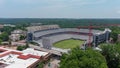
[0,47,48,68]
[0,54,37,68]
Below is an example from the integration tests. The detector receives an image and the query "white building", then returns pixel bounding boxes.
[0,47,49,68]
[10,30,26,41]
[3,24,15,27]
[9,34,20,41]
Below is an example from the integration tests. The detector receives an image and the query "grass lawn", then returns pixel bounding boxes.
[53,39,84,49]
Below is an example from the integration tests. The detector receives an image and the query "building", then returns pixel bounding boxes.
[0,24,4,29]
[11,29,26,35]
[3,24,15,27]
[9,30,26,41]
[93,28,111,47]
[0,47,49,68]
[9,34,20,41]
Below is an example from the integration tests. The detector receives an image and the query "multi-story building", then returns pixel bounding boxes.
[9,30,26,41]
[0,47,49,68]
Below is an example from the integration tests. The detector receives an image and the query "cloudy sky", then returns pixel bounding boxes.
[0,0,120,18]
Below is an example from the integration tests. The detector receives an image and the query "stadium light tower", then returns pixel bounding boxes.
[78,24,120,47]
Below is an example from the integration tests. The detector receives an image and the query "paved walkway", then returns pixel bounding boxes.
[52,47,70,53]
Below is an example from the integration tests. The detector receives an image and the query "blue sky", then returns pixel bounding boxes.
[0,0,120,18]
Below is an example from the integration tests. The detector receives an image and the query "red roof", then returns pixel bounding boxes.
[18,54,40,60]
[28,54,40,59]
[18,55,30,60]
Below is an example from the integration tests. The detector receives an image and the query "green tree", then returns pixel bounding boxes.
[17,46,24,51]
[20,35,26,40]
[110,27,120,42]
[0,39,2,45]
[101,43,120,68]
[17,43,29,51]
[0,32,9,41]
[111,32,118,42]
[60,47,108,68]
[0,26,15,34]
[37,62,44,68]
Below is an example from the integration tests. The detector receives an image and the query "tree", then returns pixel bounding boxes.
[20,35,26,40]
[17,43,29,51]
[0,26,15,34]
[0,39,2,45]
[8,39,11,45]
[111,32,118,42]
[0,32,9,41]
[26,42,29,48]
[37,62,44,68]
[100,43,120,68]
[110,27,120,42]
[17,46,24,51]
[60,47,108,68]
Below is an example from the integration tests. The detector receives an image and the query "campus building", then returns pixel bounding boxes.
[9,30,26,41]
[0,47,49,68]
[93,28,111,47]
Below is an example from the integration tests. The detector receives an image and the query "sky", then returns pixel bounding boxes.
[0,0,120,18]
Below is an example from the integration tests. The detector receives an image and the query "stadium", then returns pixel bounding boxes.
[27,25,111,51]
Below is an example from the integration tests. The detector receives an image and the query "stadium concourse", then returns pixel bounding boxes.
[27,25,111,52]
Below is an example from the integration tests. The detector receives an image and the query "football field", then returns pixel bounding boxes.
[53,39,84,49]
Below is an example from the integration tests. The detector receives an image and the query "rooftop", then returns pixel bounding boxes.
[0,47,48,68]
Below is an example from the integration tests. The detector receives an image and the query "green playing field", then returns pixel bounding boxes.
[53,39,84,49]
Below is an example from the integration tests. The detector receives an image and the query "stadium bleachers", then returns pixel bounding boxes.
[33,28,101,39]
[27,27,111,50]
[29,28,100,47]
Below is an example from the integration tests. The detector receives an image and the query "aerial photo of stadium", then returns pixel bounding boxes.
[27,25,111,52]
[0,0,120,67]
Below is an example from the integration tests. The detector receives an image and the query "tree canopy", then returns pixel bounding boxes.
[100,43,120,68]
[110,27,120,42]
[60,47,108,68]
[0,32,9,41]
